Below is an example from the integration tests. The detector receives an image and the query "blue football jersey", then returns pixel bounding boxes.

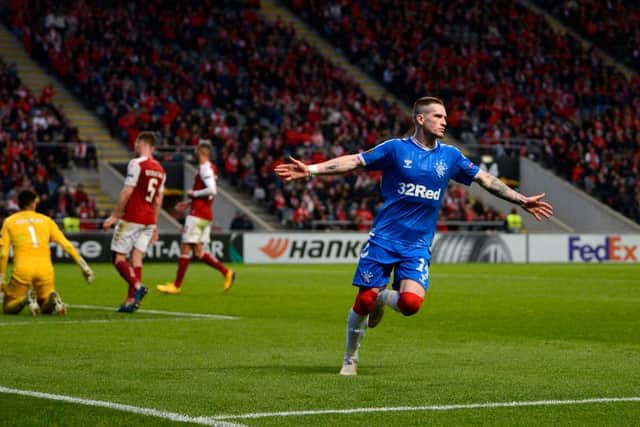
[359,137,480,249]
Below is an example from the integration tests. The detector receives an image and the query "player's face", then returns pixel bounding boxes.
[417,104,447,138]
[135,139,151,156]
[197,146,211,161]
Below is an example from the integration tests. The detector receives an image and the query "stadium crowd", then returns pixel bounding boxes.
[5,0,508,230]
[286,0,640,223]
[531,0,640,70]
[0,57,101,228]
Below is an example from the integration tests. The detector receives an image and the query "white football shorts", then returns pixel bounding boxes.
[110,220,156,254]
[181,215,212,244]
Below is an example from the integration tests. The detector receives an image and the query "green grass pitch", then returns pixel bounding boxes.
[1,262,639,426]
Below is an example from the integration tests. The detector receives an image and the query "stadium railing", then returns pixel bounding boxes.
[153,145,197,162]
[35,142,97,168]
[464,138,543,159]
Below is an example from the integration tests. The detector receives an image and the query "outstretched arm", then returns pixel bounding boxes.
[274,155,364,181]
[474,170,553,220]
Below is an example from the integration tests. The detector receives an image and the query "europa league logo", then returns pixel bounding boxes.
[431,235,513,263]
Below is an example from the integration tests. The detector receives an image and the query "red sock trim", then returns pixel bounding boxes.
[397,292,424,316]
[352,288,378,315]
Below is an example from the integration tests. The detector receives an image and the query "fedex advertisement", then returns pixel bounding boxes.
[529,234,640,263]
[568,235,638,262]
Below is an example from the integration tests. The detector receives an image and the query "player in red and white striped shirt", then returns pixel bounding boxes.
[156,140,235,295]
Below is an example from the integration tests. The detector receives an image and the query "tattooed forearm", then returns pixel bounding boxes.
[315,154,363,175]
[325,161,339,172]
[480,174,523,205]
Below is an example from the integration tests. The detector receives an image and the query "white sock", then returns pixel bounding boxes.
[345,308,367,362]
[379,289,400,312]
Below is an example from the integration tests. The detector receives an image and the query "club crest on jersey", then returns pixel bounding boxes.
[403,159,413,169]
[435,159,447,178]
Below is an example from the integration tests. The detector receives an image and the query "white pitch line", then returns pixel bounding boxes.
[0,385,246,427]
[212,397,640,420]
[0,318,211,327]
[3,385,638,425]
[69,304,239,320]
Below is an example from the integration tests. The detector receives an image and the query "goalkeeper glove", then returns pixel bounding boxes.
[78,257,94,283]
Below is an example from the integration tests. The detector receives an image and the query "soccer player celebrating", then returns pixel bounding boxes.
[157,140,235,295]
[0,189,94,316]
[275,97,553,376]
[103,132,166,313]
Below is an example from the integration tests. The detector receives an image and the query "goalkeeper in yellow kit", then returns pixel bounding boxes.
[0,190,94,315]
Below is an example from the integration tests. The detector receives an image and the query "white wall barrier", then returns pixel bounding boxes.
[243,233,639,264]
[35,232,638,264]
